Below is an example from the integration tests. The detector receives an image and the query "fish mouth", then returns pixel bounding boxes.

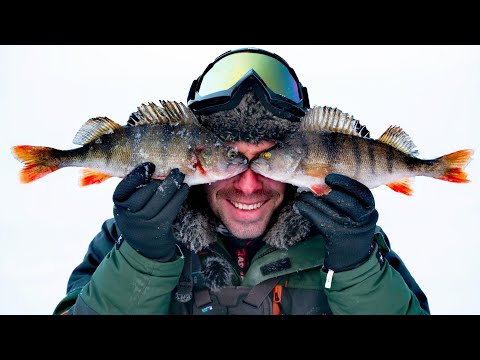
[227,160,249,176]
[248,162,268,176]
[232,155,249,167]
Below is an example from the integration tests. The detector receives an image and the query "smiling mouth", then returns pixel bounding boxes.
[229,200,266,210]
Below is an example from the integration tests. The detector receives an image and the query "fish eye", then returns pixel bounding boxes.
[262,152,271,160]
[227,148,237,160]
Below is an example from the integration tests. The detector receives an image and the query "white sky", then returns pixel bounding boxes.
[1,45,478,315]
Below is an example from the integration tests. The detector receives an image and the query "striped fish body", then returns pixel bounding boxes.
[56,123,238,185]
[250,106,473,195]
[12,101,249,187]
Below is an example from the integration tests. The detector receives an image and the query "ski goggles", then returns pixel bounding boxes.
[187,48,310,120]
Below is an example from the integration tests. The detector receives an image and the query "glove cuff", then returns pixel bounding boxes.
[324,241,375,272]
[126,233,177,263]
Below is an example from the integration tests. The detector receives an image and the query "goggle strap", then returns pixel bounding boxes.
[302,86,310,109]
[187,79,198,102]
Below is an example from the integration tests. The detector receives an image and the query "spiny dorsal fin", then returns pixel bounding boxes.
[127,100,199,127]
[73,117,122,145]
[377,125,419,156]
[300,106,369,137]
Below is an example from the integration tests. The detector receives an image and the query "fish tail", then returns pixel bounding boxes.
[11,145,61,183]
[435,149,474,183]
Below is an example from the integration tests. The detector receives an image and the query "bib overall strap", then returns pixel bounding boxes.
[174,244,196,303]
[243,276,283,308]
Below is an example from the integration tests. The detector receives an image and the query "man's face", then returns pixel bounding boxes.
[205,140,287,239]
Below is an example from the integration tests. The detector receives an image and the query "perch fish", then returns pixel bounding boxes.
[250,106,473,195]
[12,100,249,186]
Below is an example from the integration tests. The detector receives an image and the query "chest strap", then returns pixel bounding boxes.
[194,276,283,310]
[174,244,197,303]
[243,277,283,308]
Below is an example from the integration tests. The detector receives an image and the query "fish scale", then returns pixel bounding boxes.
[12,100,249,187]
[250,105,473,196]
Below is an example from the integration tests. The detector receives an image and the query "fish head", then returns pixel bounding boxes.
[195,142,249,182]
[249,141,304,182]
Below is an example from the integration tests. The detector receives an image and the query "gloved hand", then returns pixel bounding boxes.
[294,173,379,272]
[113,162,189,262]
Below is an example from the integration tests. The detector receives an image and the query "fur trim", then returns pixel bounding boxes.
[202,256,235,290]
[173,187,311,252]
[173,203,217,252]
[196,92,299,143]
[262,194,311,249]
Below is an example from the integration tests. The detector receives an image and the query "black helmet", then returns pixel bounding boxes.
[187,47,310,122]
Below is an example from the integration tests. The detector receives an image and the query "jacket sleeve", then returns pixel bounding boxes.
[53,218,184,315]
[320,227,430,315]
[53,218,117,314]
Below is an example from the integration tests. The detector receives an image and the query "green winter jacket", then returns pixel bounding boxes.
[53,218,429,315]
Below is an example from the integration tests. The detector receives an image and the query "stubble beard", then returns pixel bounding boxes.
[216,208,273,239]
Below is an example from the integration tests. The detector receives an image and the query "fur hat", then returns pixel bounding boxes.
[195,91,301,143]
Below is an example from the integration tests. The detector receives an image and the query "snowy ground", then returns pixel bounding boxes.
[1,45,478,314]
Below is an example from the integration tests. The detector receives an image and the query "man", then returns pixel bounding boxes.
[54,48,430,315]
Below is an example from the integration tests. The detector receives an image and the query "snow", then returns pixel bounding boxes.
[1,45,479,315]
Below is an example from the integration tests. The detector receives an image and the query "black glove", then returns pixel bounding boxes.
[113,162,189,262]
[294,173,379,272]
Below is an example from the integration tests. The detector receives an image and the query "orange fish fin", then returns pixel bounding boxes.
[310,184,332,196]
[80,169,112,186]
[386,178,413,196]
[11,145,60,183]
[435,149,474,183]
[303,164,332,178]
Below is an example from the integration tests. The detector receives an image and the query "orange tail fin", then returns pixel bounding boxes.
[436,149,474,183]
[11,145,60,183]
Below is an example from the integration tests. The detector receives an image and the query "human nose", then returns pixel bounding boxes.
[234,168,263,195]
